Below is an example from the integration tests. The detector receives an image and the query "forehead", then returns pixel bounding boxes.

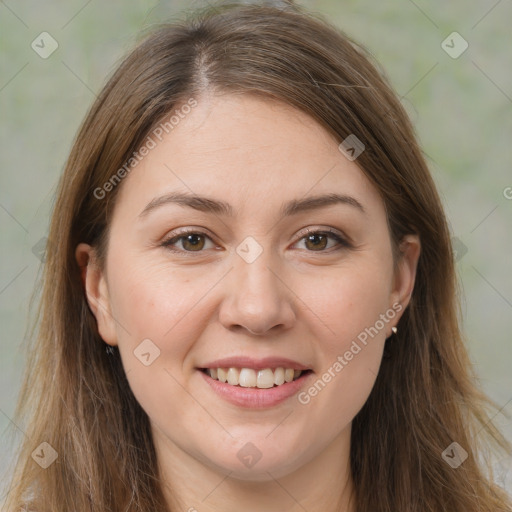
[112,92,385,223]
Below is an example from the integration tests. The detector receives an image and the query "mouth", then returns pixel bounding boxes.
[198,367,314,389]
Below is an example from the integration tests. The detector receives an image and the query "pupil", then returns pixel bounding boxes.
[185,234,203,250]
[307,234,326,250]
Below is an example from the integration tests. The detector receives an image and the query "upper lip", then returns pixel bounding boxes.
[199,356,311,371]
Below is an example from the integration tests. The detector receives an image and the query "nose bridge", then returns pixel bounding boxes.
[240,253,275,291]
[233,240,282,306]
[219,236,295,334]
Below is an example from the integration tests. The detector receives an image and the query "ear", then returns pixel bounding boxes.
[389,234,421,321]
[75,243,118,346]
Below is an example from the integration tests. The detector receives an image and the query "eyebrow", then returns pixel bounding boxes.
[138,191,366,219]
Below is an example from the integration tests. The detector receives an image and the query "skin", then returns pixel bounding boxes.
[76,91,420,512]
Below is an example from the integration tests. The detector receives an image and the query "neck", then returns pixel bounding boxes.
[153,424,356,512]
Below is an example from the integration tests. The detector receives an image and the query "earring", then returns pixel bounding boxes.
[391,326,398,335]
[105,345,115,355]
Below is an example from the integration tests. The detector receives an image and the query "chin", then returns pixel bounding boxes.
[205,447,302,481]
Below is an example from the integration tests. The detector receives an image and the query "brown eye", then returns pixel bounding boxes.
[295,230,348,252]
[161,231,216,253]
[181,233,205,251]
[304,233,328,251]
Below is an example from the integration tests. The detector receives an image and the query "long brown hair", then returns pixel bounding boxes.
[4,2,511,511]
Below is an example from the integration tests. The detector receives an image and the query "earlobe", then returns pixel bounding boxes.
[391,234,421,313]
[75,243,118,346]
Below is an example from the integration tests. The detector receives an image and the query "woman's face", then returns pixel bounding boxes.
[77,93,419,481]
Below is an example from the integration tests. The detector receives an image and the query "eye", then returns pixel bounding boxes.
[160,227,350,255]
[293,228,349,252]
[161,230,217,253]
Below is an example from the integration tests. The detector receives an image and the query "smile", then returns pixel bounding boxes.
[197,367,314,408]
[200,367,311,388]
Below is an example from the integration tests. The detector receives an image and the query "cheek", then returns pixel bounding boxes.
[107,255,214,373]
[297,258,393,351]
[107,261,211,425]
[111,253,201,325]
[293,260,391,420]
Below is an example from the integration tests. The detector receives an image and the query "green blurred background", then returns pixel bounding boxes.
[1,0,511,495]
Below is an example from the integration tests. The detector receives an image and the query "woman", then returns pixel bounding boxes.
[5,1,511,511]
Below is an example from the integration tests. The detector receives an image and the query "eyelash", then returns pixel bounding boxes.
[160,227,351,255]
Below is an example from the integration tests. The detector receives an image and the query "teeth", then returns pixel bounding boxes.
[205,366,306,388]
[239,368,256,387]
[256,369,274,388]
[217,368,227,383]
[274,367,285,385]
[227,368,239,386]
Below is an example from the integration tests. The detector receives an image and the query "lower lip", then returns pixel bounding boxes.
[198,369,313,408]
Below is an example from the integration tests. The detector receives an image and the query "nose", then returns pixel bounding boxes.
[218,251,296,336]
